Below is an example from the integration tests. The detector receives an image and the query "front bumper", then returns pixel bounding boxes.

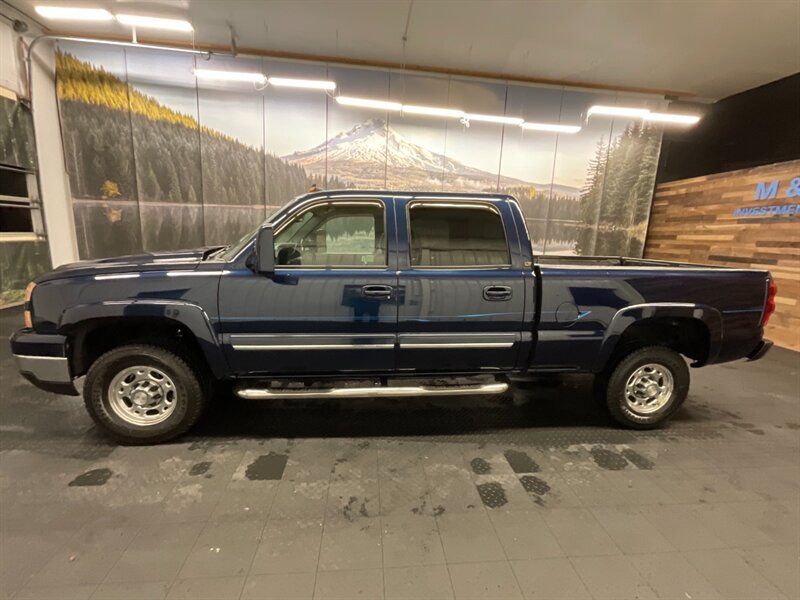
[9,329,79,396]
[747,339,773,362]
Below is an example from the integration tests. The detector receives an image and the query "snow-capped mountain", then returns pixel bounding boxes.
[282,118,579,196]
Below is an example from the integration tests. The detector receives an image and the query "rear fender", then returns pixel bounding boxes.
[595,303,723,371]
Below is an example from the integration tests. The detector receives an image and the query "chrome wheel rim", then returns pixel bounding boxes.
[108,365,177,426]
[624,363,674,415]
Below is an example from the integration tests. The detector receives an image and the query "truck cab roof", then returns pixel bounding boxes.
[290,189,516,204]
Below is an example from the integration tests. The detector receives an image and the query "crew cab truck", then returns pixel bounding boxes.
[11,191,775,444]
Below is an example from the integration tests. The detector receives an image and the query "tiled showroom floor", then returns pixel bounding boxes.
[1,306,798,600]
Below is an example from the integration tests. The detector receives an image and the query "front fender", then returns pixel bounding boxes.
[60,300,228,378]
[595,302,723,371]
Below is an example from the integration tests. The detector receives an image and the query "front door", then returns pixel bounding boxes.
[395,198,527,372]
[219,197,398,376]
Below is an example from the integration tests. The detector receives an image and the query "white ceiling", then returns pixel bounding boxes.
[6,0,800,100]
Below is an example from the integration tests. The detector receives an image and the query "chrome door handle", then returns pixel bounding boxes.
[361,284,393,299]
[483,285,512,301]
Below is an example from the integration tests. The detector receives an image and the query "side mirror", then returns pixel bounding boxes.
[255,224,275,274]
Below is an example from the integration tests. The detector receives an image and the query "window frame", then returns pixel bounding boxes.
[272,198,389,270]
[406,200,513,270]
[0,168,44,242]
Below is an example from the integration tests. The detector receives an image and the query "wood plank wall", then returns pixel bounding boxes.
[645,160,800,351]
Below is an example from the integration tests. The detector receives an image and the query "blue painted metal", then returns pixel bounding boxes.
[392,196,531,372]
[532,262,769,371]
[217,194,398,375]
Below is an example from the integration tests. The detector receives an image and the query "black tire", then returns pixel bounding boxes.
[602,346,689,429]
[83,344,208,444]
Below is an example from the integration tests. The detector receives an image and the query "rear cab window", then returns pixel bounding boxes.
[408,202,511,267]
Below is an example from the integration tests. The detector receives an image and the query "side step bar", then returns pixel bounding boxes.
[236,382,508,400]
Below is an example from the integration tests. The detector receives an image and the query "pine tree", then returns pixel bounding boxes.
[142,167,159,201]
[576,138,608,255]
[165,162,181,202]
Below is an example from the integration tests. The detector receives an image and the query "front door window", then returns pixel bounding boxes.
[274,203,386,267]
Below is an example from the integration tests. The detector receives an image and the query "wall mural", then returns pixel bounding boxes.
[55,42,666,260]
[0,96,51,307]
[0,96,37,170]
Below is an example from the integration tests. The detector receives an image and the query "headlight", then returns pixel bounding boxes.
[24,281,36,328]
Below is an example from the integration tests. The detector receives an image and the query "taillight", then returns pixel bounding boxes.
[23,281,36,328]
[761,279,777,327]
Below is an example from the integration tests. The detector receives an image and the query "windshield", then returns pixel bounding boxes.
[212,205,285,261]
[212,224,261,261]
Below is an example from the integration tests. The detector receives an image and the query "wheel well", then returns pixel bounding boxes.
[610,317,710,368]
[68,317,208,377]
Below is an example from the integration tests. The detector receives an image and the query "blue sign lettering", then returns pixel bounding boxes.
[734,178,800,217]
[734,203,800,218]
[787,177,800,198]
[755,180,779,200]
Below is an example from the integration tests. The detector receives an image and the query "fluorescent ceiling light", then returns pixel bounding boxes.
[643,112,701,125]
[35,6,113,20]
[267,77,336,91]
[116,14,194,32]
[402,105,465,118]
[588,105,651,118]
[521,122,582,134]
[463,113,524,125]
[193,69,266,84]
[335,96,402,111]
[588,104,700,125]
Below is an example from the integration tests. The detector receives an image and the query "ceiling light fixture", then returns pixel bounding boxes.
[35,6,113,20]
[463,113,524,125]
[116,14,194,32]
[402,105,465,118]
[521,122,582,134]
[267,77,336,91]
[588,105,700,125]
[335,96,402,111]
[643,112,701,125]
[587,105,652,118]
[193,69,266,84]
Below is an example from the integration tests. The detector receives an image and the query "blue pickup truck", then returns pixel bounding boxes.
[11,190,775,444]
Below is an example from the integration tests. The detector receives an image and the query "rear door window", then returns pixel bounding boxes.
[408,203,510,267]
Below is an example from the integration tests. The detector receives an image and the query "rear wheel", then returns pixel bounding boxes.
[83,344,208,444]
[601,346,689,429]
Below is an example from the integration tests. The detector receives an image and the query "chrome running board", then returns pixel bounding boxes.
[236,382,508,400]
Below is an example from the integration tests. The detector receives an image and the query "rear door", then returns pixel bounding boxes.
[394,197,528,372]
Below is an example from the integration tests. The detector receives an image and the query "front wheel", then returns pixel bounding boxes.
[601,346,689,429]
[83,344,208,444]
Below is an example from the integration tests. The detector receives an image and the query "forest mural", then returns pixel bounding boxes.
[0,96,36,170]
[0,96,51,307]
[55,42,666,259]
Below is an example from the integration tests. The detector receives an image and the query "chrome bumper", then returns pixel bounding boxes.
[13,354,77,395]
